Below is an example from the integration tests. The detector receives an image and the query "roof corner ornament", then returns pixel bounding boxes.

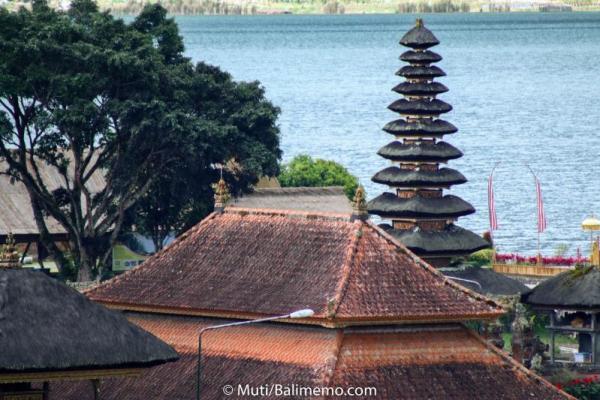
[213,177,230,213]
[351,186,368,222]
[0,232,21,269]
[415,18,423,28]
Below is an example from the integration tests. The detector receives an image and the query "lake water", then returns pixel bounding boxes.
[175,13,600,255]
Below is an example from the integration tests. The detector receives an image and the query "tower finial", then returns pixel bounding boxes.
[351,186,368,221]
[213,176,230,213]
[0,232,21,269]
[416,18,423,28]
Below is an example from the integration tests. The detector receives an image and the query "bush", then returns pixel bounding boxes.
[278,155,359,200]
[557,376,600,400]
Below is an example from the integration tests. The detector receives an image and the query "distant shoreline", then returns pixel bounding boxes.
[4,0,599,15]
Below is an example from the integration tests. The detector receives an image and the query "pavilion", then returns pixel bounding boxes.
[522,266,600,366]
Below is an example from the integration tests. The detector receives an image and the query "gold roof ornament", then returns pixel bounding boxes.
[0,232,21,269]
[213,177,230,212]
[582,215,600,231]
[351,186,368,221]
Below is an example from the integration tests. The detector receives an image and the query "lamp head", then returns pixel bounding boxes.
[289,309,315,319]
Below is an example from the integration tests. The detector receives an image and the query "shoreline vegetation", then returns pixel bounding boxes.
[3,0,599,14]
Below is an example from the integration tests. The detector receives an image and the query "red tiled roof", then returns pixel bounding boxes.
[88,208,502,325]
[51,313,573,400]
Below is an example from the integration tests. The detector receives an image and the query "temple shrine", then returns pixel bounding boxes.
[368,19,489,267]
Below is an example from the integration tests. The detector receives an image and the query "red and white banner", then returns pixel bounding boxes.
[535,176,547,233]
[488,172,498,231]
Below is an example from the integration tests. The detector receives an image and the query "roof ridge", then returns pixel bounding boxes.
[317,329,344,388]
[222,207,352,221]
[86,212,220,296]
[365,220,503,317]
[464,326,576,400]
[328,222,363,318]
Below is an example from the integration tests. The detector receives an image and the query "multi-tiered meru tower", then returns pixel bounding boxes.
[368,19,489,268]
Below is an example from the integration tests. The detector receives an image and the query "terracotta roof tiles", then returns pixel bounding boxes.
[87,208,502,325]
[51,314,573,400]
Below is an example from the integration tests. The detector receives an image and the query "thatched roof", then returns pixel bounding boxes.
[0,157,104,239]
[393,81,449,96]
[389,99,452,116]
[443,266,529,296]
[382,224,490,255]
[372,166,467,188]
[383,119,458,137]
[0,269,177,374]
[377,141,462,162]
[400,19,440,49]
[522,267,600,309]
[396,65,446,79]
[400,49,442,64]
[229,186,352,214]
[368,193,474,219]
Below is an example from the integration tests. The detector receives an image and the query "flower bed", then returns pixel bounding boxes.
[556,375,600,400]
[495,253,589,267]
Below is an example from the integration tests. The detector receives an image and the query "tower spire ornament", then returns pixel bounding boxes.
[213,177,230,213]
[367,19,489,268]
[0,232,21,269]
[351,186,368,221]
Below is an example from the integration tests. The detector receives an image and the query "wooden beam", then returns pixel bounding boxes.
[0,369,142,384]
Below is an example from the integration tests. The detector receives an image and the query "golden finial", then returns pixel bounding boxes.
[0,233,21,269]
[351,186,368,221]
[416,18,424,28]
[213,177,230,212]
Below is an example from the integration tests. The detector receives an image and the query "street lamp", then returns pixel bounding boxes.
[196,309,315,400]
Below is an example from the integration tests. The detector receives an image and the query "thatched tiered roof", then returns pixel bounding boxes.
[368,19,488,266]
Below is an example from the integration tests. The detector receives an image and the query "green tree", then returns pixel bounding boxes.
[0,0,280,279]
[278,155,359,200]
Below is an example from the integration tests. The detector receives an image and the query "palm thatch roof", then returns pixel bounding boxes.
[0,269,177,375]
[443,266,529,296]
[522,267,600,309]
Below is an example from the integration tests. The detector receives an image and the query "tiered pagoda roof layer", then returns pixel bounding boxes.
[368,20,489,265]
[52,313,570,400]
[86,208,502,326]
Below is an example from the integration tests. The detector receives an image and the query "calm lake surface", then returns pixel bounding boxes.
[175,13,600,255]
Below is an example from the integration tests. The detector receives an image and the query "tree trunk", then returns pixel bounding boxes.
[76,244,97,282]
[29,195,70,276]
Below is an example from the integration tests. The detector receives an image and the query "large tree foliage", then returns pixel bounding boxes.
[0,0,280,280]
[278,154,359,200]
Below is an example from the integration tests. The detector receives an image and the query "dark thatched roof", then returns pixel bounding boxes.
[400,50,442,64]
[443,267,529,296]
[381,224,490,255]
[383,119,458,137]
[521,267,600,309]
[389,99,452,116]
[377,141,462,162]
[396,65,446,79]
[0,269,177,373]
[400,20,440,49]
[368,193,475,219]
[393,82,449,96]
[372,166,467,188]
